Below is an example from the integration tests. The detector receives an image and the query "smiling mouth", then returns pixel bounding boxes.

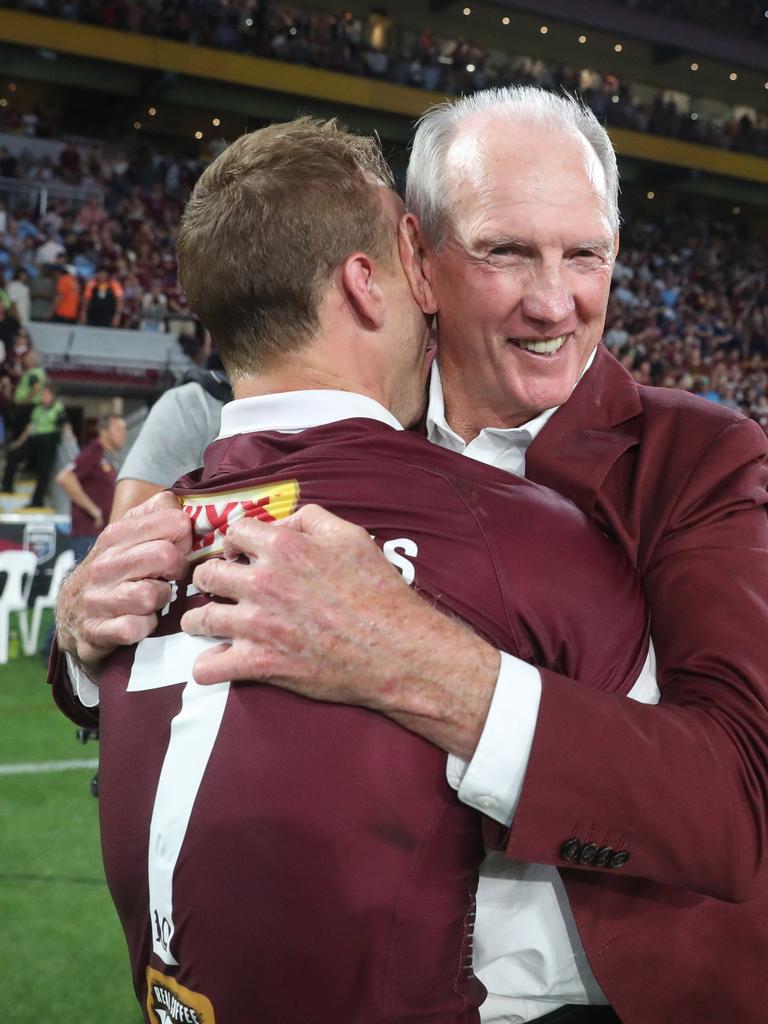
[510,334,567,355]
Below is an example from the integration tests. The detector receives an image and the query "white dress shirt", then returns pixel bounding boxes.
[69,380,659,1022]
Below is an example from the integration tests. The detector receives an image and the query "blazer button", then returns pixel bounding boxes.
[560,837,582,861]
[609,850,630,868]
[595,845,614,866]
[579,842,599,865]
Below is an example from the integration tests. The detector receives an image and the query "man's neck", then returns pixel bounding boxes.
[231,342,393,413]
[439,379,535,441]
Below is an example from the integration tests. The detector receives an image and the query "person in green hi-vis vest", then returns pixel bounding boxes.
[2,382,67,506]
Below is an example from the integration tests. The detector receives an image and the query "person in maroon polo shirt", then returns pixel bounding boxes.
[50,119,653,1024]
[56,414,126,562]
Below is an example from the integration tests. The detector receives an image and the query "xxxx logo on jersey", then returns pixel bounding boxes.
[179,480,300,562]
[146,967,215,1023]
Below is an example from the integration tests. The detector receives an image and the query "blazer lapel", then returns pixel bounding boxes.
[526,346,643,516]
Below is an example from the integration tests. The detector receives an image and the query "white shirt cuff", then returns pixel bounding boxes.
[446,651,542,827]
[65,652,101,708]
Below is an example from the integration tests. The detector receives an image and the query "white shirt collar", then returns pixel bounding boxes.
[426,346,598,450]
[217,389,403,440]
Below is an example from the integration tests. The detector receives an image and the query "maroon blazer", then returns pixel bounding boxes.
[507,345,768,1023]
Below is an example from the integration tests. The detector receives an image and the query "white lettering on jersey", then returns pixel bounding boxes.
[128,631,230,967]
[378,537,419,586]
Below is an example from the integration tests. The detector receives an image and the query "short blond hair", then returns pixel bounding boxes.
[177,117,395,375]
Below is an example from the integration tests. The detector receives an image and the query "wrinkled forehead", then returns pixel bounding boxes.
[444,113,611,235]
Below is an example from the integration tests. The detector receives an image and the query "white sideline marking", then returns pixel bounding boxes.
[0,758,98,777]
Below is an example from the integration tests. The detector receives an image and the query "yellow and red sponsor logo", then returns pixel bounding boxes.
[146,966,215,1023]
[179,480,300,562]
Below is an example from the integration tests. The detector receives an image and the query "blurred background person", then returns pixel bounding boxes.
[56,413,126,561]
[51,263,81,324]
[2,381,67,506]
[80,267,123,327]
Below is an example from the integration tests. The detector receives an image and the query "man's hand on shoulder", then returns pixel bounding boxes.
[56,491,192,673]
[181,504,499,760]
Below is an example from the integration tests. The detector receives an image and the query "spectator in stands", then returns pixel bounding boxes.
[76,195,108,233]
[80,267,123,327]
[2,381,67,506]
[7,269,30,327]
[0,371,13,445]
[10,346,46,436]
[140,280,168,332]
[58,141,81,183]
[51,263,81,323]
[29,265,58,321]
[0,291,16,352]
[36,233,66,267]
[4,328,32,386]
[55,413,126,561]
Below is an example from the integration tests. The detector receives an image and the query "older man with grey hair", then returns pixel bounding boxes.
[54,88,768,1024]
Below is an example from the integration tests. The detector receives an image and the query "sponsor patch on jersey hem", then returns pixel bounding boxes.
[178,480,301,561]
[146,966,215,1023]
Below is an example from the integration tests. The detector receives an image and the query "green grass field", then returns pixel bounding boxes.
[0,637,141,1023]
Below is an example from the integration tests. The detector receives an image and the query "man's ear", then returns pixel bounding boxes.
[398,213,438,316]
[340,252,386,330]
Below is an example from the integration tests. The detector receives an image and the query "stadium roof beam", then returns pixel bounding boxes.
[484,0,768,74]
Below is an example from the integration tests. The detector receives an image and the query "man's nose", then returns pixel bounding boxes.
[520,271,576,327]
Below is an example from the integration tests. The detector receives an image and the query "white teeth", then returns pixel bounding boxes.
[512,335,566,354]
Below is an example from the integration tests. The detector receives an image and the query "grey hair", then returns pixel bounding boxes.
[406,85,620,248]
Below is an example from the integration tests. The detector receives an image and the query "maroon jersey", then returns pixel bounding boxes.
[70,440,117,537]
[97,418,648,1024]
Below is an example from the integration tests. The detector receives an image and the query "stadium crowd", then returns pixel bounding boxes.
[0,139,199,337]
[0,131,767,440]
[604,211,768,431]
[1,0,766,156]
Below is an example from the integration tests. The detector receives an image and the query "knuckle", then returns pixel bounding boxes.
[115,614,156,646]
[246,576,262,603]
[154,542,180,577]
[270,527,296,558]
[136,580,167,613]
[350,522,372,546]
[97,520,122,546]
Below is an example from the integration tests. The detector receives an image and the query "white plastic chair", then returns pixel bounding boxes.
[22,547,75,656]
[0,550,38,664]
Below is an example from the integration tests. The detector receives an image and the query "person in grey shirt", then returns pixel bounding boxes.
[112,369,231,520]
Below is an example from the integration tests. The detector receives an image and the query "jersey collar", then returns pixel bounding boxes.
[217,389,403,440]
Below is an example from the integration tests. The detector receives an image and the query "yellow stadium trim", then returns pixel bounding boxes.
[0,9,440,117]
[608,128,768,186]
